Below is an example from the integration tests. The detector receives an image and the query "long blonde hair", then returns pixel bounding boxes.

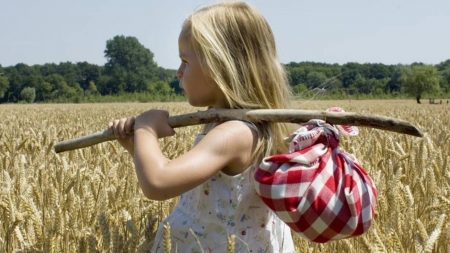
[183,1,293,163]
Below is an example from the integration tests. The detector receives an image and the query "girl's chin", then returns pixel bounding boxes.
[187,101,201,107]
[187,99,208,108]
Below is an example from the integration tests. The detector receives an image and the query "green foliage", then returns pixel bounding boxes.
[341,62,361,88]
[104,35,158,94]
[0,75,9,99]
[440,69,450,93]
[386,65,402,93]
[157,67,177,83]
[400,65,440,97]
[20,87,36,103]
[85,81,99,96]
[45,74,70,98]
[436,60,450,93]
[46,92,186,103]
[306,71,327,88]
[147,80,173,95]
[76,61,101,90]
[1,36,449,103]
[292,83,308,95]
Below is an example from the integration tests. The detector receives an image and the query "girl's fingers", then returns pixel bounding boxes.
[111,119,121,138]
[108,118,126,138]
[108,116,136,138]
[118,119,127,138]
[124,116,135,135]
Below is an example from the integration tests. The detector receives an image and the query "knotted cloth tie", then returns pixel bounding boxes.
[254,107,377,243]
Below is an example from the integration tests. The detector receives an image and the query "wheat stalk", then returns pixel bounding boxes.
[164,222,172,253]
[2,102,449,252]
[423,214,446,253]
[227,234,235,253]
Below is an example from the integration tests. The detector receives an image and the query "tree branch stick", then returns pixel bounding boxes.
[54,109,424,153]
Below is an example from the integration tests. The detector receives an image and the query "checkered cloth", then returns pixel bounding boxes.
[254,108,377,243]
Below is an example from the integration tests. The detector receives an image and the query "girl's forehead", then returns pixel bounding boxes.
[178,29,191,43]
[178,31,193,51]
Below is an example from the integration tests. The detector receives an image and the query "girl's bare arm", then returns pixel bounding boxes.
[133,120,256,200]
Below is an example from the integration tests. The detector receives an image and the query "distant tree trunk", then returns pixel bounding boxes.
[416,95,421,104]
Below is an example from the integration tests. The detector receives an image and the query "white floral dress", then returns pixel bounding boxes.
[151,122,295,253]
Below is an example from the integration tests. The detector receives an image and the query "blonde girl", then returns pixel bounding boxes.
[109,1,295,252]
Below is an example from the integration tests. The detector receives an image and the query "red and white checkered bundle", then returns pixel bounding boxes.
[254,108,377,243]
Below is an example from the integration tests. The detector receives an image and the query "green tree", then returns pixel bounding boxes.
[20,87,36,103]
[104,35,158,94]
[365,78,388,95]
[157,67,177,83]
[96,75,112,95]
[38,63,58,76]
[56,62,78,87]
[292,83,308,96]
[0,75,9,99]
[169,78,181,94]
[440,69,450,93]
[45,74,70,98]
[306,71,327,89]
[364,63,393,80]
[386,65,402,93]
[86,81,99,96]
[401,65,440,104]
[38,81,53,101]
[436,59,450,93]
[6,69,25,102]
[352,74,367,93]
[147,80,173,95]
[76,62,102,91]
[341,62,362,88]
[288,67,307,87]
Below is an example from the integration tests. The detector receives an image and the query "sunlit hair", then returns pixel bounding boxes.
[182,1,293,163]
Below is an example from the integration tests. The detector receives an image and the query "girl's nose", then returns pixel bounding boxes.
[176,70,183,89]
[176,65,183,79]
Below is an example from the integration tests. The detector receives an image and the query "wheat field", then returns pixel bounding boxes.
[0,100,449,252]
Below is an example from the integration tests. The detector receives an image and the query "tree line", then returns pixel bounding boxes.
[0,36,181,104]
[1,35,449,104]
[286,60,449,103]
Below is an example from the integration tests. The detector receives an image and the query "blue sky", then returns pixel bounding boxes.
[1,0,449,69]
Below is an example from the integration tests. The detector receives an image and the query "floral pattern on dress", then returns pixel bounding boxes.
[151,122,295,253]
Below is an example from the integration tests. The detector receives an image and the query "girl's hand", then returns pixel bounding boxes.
[134,109,175,138]
[108,116,135,154]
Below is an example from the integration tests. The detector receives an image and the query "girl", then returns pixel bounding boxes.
[109,1,295,252]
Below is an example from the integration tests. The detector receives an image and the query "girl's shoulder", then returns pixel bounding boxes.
[218,120,258,134]
[201,120,258,135]
[199,120,258,175]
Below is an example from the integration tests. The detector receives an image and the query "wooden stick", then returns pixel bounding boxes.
[54,109,424,153]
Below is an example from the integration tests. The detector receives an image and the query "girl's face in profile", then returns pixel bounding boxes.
[177,30,226,108]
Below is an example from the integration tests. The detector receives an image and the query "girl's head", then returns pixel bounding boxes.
[179,1,291,110]
[179,1,293,161]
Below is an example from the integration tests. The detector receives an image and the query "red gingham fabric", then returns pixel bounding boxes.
[254,109,377,243]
